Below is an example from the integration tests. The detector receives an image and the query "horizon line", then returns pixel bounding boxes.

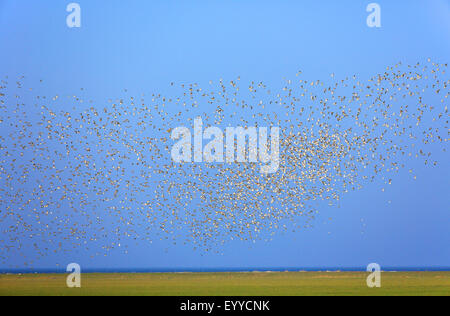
[1,266,449,274]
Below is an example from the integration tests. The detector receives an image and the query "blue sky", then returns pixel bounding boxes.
[0,0,449,270]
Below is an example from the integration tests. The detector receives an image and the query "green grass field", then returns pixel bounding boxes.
[0,271,448,296]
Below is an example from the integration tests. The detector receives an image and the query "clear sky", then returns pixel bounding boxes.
[0,0,449,270]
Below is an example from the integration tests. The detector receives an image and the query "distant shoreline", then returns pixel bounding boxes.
[1,267,449,274]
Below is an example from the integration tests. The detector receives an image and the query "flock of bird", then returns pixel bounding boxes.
[0,60,448,267]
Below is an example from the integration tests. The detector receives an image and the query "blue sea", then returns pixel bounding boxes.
[1,267,449,274]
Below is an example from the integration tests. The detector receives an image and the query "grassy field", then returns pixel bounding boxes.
[0,271,448,296]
